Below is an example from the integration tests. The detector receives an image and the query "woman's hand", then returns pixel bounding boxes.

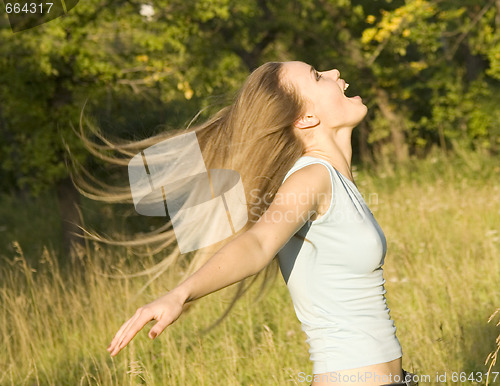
[106,290,186,357]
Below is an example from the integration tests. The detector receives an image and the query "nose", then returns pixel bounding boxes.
[320,69,340,80]
[327,69,340,80]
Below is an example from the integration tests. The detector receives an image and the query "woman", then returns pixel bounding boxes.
[101,61,417,385]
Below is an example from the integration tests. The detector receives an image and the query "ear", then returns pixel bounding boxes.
[294,114,320,129]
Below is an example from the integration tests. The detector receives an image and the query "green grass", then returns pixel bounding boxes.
[0,145,499,385]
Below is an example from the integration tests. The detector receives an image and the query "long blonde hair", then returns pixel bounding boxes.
[71,61,312,332]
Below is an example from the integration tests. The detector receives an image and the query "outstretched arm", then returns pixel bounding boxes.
[106,162,331,357]
[106,232,264,357]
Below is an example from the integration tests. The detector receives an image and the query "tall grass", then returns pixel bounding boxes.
[0,145,499,385]
[485,308,500,386]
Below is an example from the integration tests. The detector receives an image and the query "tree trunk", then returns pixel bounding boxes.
[357,120,372,166]
[375,88,409,163]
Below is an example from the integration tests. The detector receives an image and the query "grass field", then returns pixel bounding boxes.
[0,145,499,385]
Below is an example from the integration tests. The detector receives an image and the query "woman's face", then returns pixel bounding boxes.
[281,61,368,129]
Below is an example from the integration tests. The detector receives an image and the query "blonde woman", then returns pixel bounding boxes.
[98,61,417,385]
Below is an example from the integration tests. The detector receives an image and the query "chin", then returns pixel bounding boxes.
[356,106,368,123]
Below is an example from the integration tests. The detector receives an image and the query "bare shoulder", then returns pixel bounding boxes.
[247,162,332,266]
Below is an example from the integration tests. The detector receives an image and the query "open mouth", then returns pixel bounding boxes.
[341,80,361,100]
[341,80,350,95]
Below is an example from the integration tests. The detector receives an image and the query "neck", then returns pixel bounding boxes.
[301,126,354,181]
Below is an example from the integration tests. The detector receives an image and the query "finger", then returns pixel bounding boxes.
[149,318,170,339]
[107,311,141,352]
[107,320,132,352]
[108,315,140,355]
[110,311,153,356]
[107,308,141,352]
[110,313,150,356]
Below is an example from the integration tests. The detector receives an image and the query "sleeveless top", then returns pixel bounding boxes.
[277,156,403,374]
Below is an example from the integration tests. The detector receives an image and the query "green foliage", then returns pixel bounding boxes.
[359,0,500,154]
[0,0,499,196]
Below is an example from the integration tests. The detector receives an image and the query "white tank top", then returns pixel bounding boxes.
[277,156,403,374]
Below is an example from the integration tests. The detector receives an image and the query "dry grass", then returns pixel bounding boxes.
[485,308,500,386]
[0,147,499,385]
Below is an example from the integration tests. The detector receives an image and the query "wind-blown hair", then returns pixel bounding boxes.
[71,61,312,332]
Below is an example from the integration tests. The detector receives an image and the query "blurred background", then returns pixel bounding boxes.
[0,0,499,385]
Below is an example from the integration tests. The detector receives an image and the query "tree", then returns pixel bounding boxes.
[1,0,499,257]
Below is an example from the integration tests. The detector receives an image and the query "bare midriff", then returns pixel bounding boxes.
[311,357,403,386]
